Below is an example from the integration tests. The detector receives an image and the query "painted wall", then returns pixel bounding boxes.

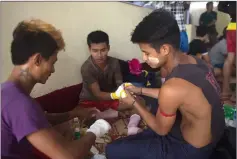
[2,2,229,97]
[1,2,152,97]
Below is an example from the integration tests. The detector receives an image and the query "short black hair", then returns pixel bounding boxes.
[131,9,180,52]
[206,2,213,8]
[11,21,62,65]
[87,30,109,47]
[196,26,207,37]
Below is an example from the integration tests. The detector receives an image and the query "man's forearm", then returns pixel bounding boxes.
[133,101,161,134]
[96,92,112,100]
[141,88,160,99]
[67,132,96,159]
[46,111,76,126]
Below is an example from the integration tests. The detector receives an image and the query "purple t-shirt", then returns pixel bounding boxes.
[1,81,50,158]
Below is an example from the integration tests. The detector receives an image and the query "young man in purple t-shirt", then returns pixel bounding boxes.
[1,19,111,159]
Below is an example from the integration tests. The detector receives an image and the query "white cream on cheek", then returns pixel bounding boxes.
[148,56,159,65]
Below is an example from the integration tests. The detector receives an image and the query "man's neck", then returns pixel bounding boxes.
[162,51,182,75]
[91,57,108,70]
[8,66,36,95]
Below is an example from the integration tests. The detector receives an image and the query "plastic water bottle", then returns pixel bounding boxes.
[223,104,236,127]
[74,127,81,140]
[73,117,81,139]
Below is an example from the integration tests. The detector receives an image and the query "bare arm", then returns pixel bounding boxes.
[27,128,96,159]
[141,88,160,99]
[81,65,113,101]
[133,80,182,135]
[114,60,123,87]
[45,111,76,126]
[125,85,160,99]
[90,82,112,100]
[45,107,99,126]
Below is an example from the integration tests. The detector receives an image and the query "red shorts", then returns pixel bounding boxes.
[226,22,236,55]
[79,100,119,111]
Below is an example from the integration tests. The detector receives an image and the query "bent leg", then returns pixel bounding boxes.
[105,129,165,159]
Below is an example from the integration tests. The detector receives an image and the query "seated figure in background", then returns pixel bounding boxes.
[188,25,212,67]
[209,27,228,78]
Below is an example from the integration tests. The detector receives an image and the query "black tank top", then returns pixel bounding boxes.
[165,57,225,146]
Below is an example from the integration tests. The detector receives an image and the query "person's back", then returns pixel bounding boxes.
[166,56,225,148]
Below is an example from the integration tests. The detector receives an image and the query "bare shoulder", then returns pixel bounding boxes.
[160,78,192,100]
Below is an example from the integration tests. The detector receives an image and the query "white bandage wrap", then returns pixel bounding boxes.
[86,119,111,137]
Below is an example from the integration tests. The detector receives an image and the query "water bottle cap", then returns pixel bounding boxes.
[74,117,79,122]
[75,127,80,132]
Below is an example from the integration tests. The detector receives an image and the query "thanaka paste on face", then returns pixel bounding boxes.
[148,56,159,65]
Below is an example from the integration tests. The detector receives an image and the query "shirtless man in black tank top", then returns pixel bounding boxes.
[105,9,225,159]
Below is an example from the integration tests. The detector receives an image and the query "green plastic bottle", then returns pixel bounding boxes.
[74,127,81,140]
[73,117,81,140]
[223,104,236,120]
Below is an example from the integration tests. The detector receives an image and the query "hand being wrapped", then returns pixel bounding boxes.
[110,83,133,100]
[86,119,111,137]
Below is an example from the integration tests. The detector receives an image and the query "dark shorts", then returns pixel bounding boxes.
[106,129,213,159]
[79,100,119,111]
[214,63,224,69]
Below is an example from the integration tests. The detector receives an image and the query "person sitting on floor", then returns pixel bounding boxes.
[78,30,133,113]
[188,25,212,67]
[209,27,228,78]
[1,19,111,159]
[105,9,225,159]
